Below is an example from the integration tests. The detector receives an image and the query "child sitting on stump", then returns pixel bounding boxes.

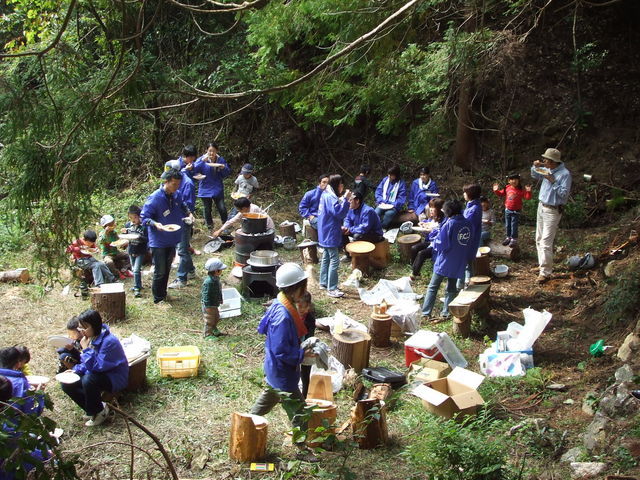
[202,258,227,339]
[57,316,83,374]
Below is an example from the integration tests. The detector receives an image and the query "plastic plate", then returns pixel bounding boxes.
[118,233,140,240]
[163,224,181,232]
[55,371,81,384]
[48,335,74,348]
[26,375,50,387]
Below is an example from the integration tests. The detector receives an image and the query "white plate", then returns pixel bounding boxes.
[48,335,74,348]
[26,375,50,387]
[193,174,206,180]
[378,203,394,210]
[535,167,551,175]
[112,239,128,248]
[119,233,140,240]
[412,226,430,233]
[80,248,98,256]
[163,224,181,232]
[55,371,80,384]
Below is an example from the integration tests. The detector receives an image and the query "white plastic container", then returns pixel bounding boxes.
[435,332,468,368]
[220,288,242,319]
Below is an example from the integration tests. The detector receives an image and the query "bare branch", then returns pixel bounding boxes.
[190,10,242,36]
[109,97,200,114]
[177,95,262,126]
[167,0,266,14]
[0,0,78,58]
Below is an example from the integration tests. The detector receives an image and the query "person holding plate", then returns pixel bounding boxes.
[59,309,128,427]
[66,230,116,286]
[374,164,407,229]
[141,169,194,304]
[530,147,572,284]
[407,166,440,223]
[0,347,44,416]
[193,142,231,230]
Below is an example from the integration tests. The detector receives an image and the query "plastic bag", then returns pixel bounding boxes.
[342,268,362,288]
[478,349,525,377]
[387,300,421,334]
[310,355,345,393]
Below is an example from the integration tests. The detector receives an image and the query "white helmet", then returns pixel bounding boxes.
[100,214,114,227]
[276,262,307,288]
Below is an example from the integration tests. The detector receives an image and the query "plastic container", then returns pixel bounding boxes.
[404,330,443,366]
[220,288,242,319]
[157,346,200,378]
[434,332,468,368]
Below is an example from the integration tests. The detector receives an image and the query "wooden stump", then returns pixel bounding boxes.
[307,373,333,401]
[306,224,319,242]
[390,320,403,340]
[397,234,421,263]
[448,284,491,338]
[306,399,337,447]
[332,329,371,373]
[229,412,268,462]
[369,313,392,347]
[279,223,296,238]
[452,316,471,337]
[351,398,388,449]
[0,268,29,283]
[488,240,521,261]
[91,290,126,322]
[472,252,491,276]
[368,383,393,402]
[346,241,375,276]
[369,240,390,269]
[298,241,319,264]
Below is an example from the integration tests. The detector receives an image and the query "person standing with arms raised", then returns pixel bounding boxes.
[530,147,572,284]
[193,142,231,231]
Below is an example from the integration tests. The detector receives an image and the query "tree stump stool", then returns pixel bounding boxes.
[229,412,268,462]
[397,234,421,263]
[306,399,337,447]
[448,284,491,338]
[369,240,391,269]
[279,222,297,238]
[369,312,392,347]
[345,241,375,276]
[307,373,333,402]
[298,240,319,264]
[351,398,388,449]
[488,240,521,261]
[332,329,371,373]
[90,285,126,322]
[305,224,319,242]
[0,268,30,283]
[473,246,492,276]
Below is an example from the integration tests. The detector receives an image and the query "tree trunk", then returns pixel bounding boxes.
[351,398,388,449]
[91,290,126,322]
[229,413,268,462]
[453,78,476,171]
[332,329,371,373]
[0,268,29,283]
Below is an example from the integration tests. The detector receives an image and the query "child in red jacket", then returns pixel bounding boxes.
[493,174,532,248]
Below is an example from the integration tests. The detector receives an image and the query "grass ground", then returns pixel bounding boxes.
[2,193,639,479]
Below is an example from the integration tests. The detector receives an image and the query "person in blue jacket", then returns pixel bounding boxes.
[250,263,316,458]
[177,144,198,179]
[374,164,407,229]
[162,160,197,290]
[342,192,384,244]
[458,183,483,288]
[408,166,439,223]
[421,200,473,319]
[141,169,194,304]
[0,347,44,417]
[298,173,329,229]
[193,142,231,229]
[60,310,129,427]
[318,174,352,298]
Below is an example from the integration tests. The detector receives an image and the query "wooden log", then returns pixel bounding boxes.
[0,268,30,284]
[368,383,392,402]
[346,241,375,276]
[298,242,319,264]
[448,284,491,338]
[390,320,403,340]
[472,252,491,276]
[488,240,520,261]
[351,398,388,449]
[91,290,126,322]
[369,240,390,269]
[305,224,318,242]
[306,399,337,447]
[332,329,371,373]
[396,234,421,263]
[369,313,392,347]
[307,373,333,401]
[279,223,296,238]
[229,412,268,462]
[452,316,471,337]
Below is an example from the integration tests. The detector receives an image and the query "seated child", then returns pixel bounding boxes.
[211,197,275,238]
[232,163,259,199]
[122,205,149,298]
[480,196,495,245]
[67,230,116,286]
[202,258,227,338]
[296,291,316,399]
[57,316,83,374]
[15,346,32,376]
[99,215,131,279]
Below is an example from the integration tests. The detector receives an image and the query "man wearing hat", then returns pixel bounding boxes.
[141,169,194,304]
[531,147,572,284]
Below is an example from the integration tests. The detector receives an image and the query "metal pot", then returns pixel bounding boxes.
[242,213,268,234]
[248,250,279,266]
[235,250,250,265]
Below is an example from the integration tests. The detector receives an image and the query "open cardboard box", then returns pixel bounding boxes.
[411,367,485,419]
[408,358,451,383]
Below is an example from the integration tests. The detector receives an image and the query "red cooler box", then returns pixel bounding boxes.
[404,330,444,366]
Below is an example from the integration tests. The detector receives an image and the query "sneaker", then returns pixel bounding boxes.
[168,279,186,289]
[133,288,142,298]
[319,284,327,290]
[327,289,345,298]
[340,255,350,263]
[508,239,518,248]
[502,237,511,246]
[536,274,549,284]
[85,403,110,427]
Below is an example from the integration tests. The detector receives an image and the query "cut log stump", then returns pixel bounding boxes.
[332,329,371,373]
[229,412,268,462]
[91,290,126,322]
[448,284,491,338]
[0,268,29,284]
[369,313,392,347]
[351,398,388,449]
[488,240,521,261]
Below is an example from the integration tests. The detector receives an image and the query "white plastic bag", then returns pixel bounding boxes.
[387,300,421,334]
[310,355,345,393]
[478,349,524,377]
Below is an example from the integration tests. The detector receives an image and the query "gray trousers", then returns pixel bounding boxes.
[250,386,307,430]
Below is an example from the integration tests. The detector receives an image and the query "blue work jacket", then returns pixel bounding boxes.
[408,178,439,216]
[432,214,473,279]
[73,325,129,392]
[0,368,44,416]
[343,203,383,236]
[193,155,231,198]
[141,187,189,248]
[464,199,483,261]
[317,188,350,248]
[374,177,407,210]
[298,187,323,219]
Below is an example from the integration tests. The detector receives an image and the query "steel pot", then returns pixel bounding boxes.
[235,250,251,265]
[242,213,268,234]
[248,250,279,266]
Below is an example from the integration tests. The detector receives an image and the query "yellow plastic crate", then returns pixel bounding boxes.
[156,346,200,378]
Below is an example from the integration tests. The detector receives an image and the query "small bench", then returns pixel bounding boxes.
[448,284,491,338]
[101,353,150,402]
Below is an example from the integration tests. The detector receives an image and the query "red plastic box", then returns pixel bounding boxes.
[404,330,444,366]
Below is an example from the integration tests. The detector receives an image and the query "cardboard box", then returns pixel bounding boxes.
[411,367,485,419]
[409,358,451,383]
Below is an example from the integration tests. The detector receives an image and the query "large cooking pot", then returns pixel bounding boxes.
[248,250,279,266]
[235,250,251,265]
[242,213,268,234]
